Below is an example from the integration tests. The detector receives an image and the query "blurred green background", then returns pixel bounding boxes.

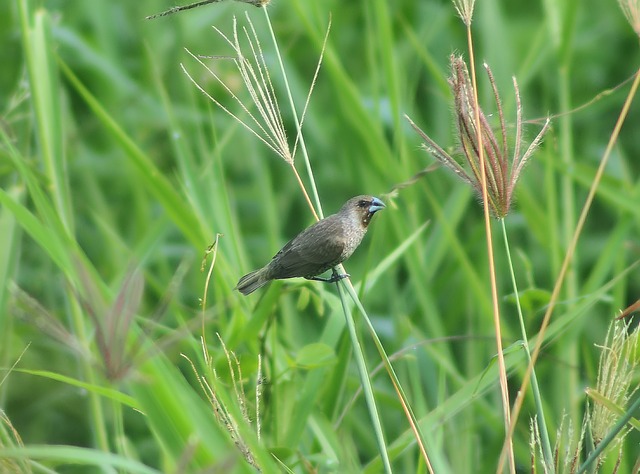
[1,0,639,472]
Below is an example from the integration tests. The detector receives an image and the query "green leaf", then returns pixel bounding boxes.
[295,343,337,369]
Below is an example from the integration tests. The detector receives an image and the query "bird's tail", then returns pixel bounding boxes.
[235,268,270,295]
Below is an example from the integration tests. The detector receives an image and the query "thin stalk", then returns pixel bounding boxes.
[499,66,640,471]
[335,276,393,473]
[465,24,515,473]
[260,11,393,470]
[500,220,554,472]
[559,66,578,302]
[557,62,580,438]
[264,8,324,219]
[338,267,434,473]
[201,233,222,363]
[112,397,126,459]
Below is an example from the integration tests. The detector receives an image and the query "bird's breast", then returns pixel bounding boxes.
[341,226,367,260]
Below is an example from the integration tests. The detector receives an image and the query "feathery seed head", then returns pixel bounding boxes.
[619,0,640,37]
[182,15,293,165]
[590,321,639,450]
[408,55,550,218]
[451,0,476,26]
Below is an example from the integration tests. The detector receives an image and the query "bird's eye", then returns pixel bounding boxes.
[358,200,368,208]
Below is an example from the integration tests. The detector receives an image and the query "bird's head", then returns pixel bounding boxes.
[340,195,386,228]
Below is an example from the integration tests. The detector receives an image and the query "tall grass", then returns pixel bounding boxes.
[1,0,639,472]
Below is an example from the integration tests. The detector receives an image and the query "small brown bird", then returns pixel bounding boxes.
[236,195,385,295]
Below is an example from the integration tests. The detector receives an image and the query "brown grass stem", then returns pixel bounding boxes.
[464,24,515,474]
[498,65,640,473]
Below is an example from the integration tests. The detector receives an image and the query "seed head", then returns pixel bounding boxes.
[451,0,476,26]
[590,321,639,448]
[408,55,550,219]
[619,0,640,37]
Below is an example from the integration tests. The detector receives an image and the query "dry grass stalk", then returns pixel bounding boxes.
[182,334,263,470]
[1,397,31,473]
[146,0,270,20]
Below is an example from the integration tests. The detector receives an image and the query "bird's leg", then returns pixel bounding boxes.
[329,268,349,283]
[306,270,350,283]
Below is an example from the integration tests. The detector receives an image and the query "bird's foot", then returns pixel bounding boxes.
[307,273,350,283]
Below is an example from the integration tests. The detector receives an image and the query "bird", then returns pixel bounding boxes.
[235,195,385,295]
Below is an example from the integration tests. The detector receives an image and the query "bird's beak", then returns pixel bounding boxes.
[369,197,385,214]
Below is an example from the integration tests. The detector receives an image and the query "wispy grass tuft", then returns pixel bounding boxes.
[585,321,639,470]
[182,334,263,469]
[531,412,587,474]
[195,18,291,164]
[0,350,31,474]
[618,0,640,36]
[531,320,640,474]
[451,0,476,26]
[181,13,321,219]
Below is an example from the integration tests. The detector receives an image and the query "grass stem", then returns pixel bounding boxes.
[465,23,515,473]
[339,270,434,473]
[335,276,393,473]
[264,8,324,219]
[261,11,395,469]
[500,219,554,472]
[500,65,640,472]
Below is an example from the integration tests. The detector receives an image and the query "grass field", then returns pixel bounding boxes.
[1,0,639,472]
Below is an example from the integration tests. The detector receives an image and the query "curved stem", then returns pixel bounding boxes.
[335,273,393,473]
[338,268,434,473]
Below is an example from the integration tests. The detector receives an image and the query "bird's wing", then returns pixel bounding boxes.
[269,217,346,278]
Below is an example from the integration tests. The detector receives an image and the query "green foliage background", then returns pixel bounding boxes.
[1,0,639,472]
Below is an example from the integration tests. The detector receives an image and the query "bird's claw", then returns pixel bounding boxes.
[307,273,350,283]
[328,272,350,283]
